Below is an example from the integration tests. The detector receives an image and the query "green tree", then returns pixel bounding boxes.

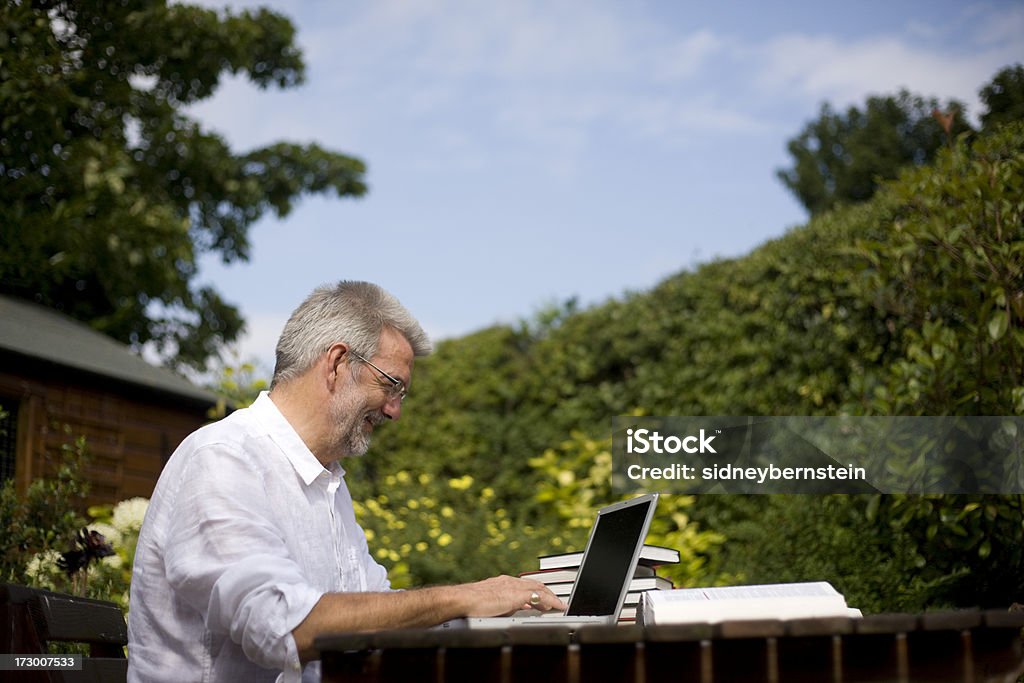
[0,1,366,371]
[849,122,1024,416]
[980,64,1024,130]
[777,91,971,215]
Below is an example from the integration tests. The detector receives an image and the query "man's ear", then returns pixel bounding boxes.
[324,342,350,388]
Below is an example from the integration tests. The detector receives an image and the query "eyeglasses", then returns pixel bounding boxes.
[350,351,408,402]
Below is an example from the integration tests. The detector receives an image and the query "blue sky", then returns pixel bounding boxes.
[183,0,1024,375]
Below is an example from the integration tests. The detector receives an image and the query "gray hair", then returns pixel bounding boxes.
[271,281,432,388]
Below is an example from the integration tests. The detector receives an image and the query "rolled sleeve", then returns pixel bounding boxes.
[210,560,322,670]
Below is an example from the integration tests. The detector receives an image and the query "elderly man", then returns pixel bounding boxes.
[128,281,563,683]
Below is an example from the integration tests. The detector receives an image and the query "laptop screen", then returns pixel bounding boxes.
[566,495,656,616]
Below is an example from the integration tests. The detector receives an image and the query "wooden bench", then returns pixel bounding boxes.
[0,583,128,683]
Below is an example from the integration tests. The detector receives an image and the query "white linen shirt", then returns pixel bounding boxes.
[127,392,390,683]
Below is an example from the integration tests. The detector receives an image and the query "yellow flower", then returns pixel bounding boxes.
[438,533,453,547]
[448,475,473,490]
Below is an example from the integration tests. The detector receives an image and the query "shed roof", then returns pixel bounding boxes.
[0,295,217,405]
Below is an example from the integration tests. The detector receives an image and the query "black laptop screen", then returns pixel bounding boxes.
[566,499,652,616]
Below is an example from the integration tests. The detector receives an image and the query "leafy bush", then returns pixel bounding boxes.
[0,418,142,610]
[353,430,725,590]
[0,431,90,586]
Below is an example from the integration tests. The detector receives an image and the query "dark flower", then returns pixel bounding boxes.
[57,528,115,577]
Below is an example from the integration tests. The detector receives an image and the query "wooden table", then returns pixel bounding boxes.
[316,610,1024,683]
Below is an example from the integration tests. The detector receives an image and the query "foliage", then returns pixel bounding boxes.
[866,494,1024,609]
[352,431,724,590]
[0,433,90,585]
[0,0,367,371]
[352,470,550,589]
[696,495,933,613]
[776,90,970,215]
[206,358,268,419]
[19,499,144,612]
[847,122,1024,416]
[0,420,140,610]
[981,64,1024,130]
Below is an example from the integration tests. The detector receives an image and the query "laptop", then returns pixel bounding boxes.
[443,493,659,629]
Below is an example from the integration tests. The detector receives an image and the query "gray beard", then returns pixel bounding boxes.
[331,397,383,457]
[345,417,372,456]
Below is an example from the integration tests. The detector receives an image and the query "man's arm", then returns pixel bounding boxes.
[292,575,565,661]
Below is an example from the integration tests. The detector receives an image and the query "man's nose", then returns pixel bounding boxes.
[382,395,402,421]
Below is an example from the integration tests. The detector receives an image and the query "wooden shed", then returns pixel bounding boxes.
[0,295,218,506]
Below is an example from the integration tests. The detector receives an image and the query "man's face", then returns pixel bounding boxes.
[330,328,414,458]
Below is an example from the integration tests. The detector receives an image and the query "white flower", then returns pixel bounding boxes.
[25,550,62,590]
[88,522,123,548]
[101,554,124,569]
[111,497,150,534]
[25,550,60,578]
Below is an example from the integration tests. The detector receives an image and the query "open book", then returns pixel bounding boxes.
[639,581,862,625]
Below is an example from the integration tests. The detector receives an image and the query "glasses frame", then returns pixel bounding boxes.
[350,351,408,402]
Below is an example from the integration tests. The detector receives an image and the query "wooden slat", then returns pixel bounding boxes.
[703,618,784,682]
[973,610,1024,682]
[439,629,507,683]
[508,627,572,683]
[34,593,128,649]
[577,626,644,683]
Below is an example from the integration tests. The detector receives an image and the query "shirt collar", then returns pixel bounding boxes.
[250,391,344,486]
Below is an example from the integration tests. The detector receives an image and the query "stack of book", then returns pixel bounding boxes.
[520,544,680,622]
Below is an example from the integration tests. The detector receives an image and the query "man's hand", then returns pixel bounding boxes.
[456,575,567,616]
[292,576,567,662]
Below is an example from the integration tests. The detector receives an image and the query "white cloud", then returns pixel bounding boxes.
[755,7,1024,119]
[651,30,728,82]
